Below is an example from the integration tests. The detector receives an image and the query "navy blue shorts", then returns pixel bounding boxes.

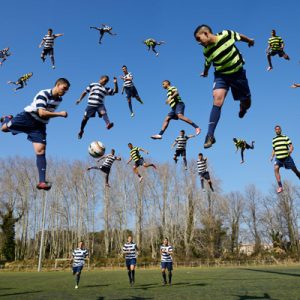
[100,165,110,174]
[213,69,251,101]
[199,171,210,180]
[7,112,47,144]
[72,265,83,274]
[84,105,106,118]
[42,47,54,57]
[168,102,185,119]
[135,158,145,167]
[126,258,136,268]
[124,86,139,99]
[269,49,285,57]
[161,261,173,271]
[175,149,186,157]
[275,156,296,169]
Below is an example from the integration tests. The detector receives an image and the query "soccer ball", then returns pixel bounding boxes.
[88,141,105,158]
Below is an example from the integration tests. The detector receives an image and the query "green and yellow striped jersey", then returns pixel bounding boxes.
[167,86,182,108]
[204,30,244,75]
[145,39,155,46]
[235,140,246,149]
[20,73,32,82]
[268,36,284,51]
[272,134,291,159]
[130,147,142,162]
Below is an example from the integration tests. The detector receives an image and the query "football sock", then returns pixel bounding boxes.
[76,273,80,285]
[128,270,132,282]
[131,270,135,282]
[162,272,167,283]
[183,157,187,168]
[209,182,214,192]
[207,105,221,137]
[128,101,133,114]
[51,55,55,67]
[102,113,110,125]
[278,181,283,188]
[36,154,46,183]
[201,179,204,190]
[168,272,172,283]
[80,118,88,131]
[191,122,199,129]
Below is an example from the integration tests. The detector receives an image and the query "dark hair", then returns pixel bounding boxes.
[275,125,281,129]
[122,65,127,69]
[180,130,185,133]
[101,75,109,81]
[233,138,237,142]
[48,28,53,32]
[164,237,169,241]
[55,78,70,87]
[198,153,203,156]
[163,80,171,85]
[111,148,115,153]
[128,143,132,146]
[193,24,213,37]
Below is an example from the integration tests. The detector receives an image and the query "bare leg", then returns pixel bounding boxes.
[274,165,282,188]
[143,162,156,170]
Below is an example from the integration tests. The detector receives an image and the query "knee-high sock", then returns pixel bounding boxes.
[80,118,88,132]
[128,270,132,282]
[209,182,214,192]
[36,154,46,183]
[201,179,204,189]
[76,273,81,285]
[183,157,187,168]
[50,55,55,66]
[207,105,221,137]
[128,101,133,114]
[162,271,167,283]
[168,271,172,283]
[102,113,110,125]
[131,269,135,282]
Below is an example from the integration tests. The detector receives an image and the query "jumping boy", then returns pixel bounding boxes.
[151,80,200,139]
[194,25,254,149]
[87,148,121,187]
[76,76,118,139]
[127,143,156,182]
[39,28,63,69]
[233,138,255,164]
[7,72,33,91]
[143,38,165,56]
[0,78,70,190]
[0,47,11,66]
[120,65,143,117]
[90,24,116,44]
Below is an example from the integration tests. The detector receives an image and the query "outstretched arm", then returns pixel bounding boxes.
[239,33,254,47]
[116,157,122,161]
[291,83,300,88]
[139,148,149,155]
[171,141,177,148]
[270,149,275,161]
[127,157,133,164]
[54,33,64,38]
[76,91,87,104]
[201,63,211,77]
[38,109,67,119]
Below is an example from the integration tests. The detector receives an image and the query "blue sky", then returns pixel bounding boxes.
[0,0,299,193]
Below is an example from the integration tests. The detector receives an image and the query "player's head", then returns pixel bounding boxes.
[48,28,53,35]
[128,143,133,149]
[111,149,115,155]
[162,80,171,89]
[127,235,133,243]
[271,29,276,36]
[163,238,169,246]
[194,24,213,46]
[275,125,282,135]
[78,241,84,248]
[99,75,109,85]
[28,72,33,77]
[180,130,185,136]
[122,65,128,73]
[54,78,70,96]
[233,138,237,143]
[198,153,203,159]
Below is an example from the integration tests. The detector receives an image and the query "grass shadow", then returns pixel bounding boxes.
[84,284,110,288]
[0,290,42,297]
[243,268,300,278]
[234,293,277,300]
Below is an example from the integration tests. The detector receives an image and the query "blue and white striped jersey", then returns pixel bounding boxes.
[197,158,208,173]
[160,245,173,262]
[86,83,114,107]
[123,242,137,259]
[24,89,63,124]
[102,154,117,169]
[72,248,89,267]
[42,34,56,49]
[175,135,189,150]
[122,72,134,88]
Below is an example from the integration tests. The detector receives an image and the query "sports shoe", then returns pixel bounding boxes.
[156,53,159,57]
[52,65,56,69]
[106,122,114,130]
[0,115,13,124]
[185,166,188,170]
[202,188,206,193]
[75,285,78,289]
[36,182,52,191]
[204,135,216,149]
[267,66,273,71]
[152,164,157,170]
[151,134,162,140]
[139,176,143,183]
[131,112,135,118]
[195,127,201,135]
[277,187,283,194]
[105,183,111,188]
[78,130,84,139]
[239,99,251,118]
[173,157,178,164]
[138,99,144,104]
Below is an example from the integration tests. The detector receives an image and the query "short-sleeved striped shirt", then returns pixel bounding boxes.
[175,135,189,150]
[167,86,182,108]
[0,49,10,58]
[161,245,173,262]
[24,89,62,124]
[123,72,134,88]
[102,154,117,169]
[272,134,291,159]
[197,158,208,174]
[72,248,89,267]
[123,242,137,259]
[268,36,284,51]
[86,83,114,107]
[204,30,244,75]
[130,147,142,162]
[42,34,56,49]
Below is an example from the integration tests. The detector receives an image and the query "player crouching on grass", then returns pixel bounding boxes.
[1,78,70,191]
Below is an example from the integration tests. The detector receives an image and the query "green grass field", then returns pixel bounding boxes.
[0,266,300,299]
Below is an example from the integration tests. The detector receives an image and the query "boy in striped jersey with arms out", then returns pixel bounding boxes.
[233,138,255,164]
[267,30,290,71]
[160,238,173,286]
[39,29,63,69]
[76,75,118,139]
[0,78,70,191]
[151,80,200,139]
[71,241,89,289]
[120,65,143,117]
[87,149,121,187]
[270,125,300,194]
[90,24,116,44]
[127,143,156,182]
[194,25,254,149]
[7,72,33,91]
[122,235,138,287]
[197,153,214,192]
[171,129,195,170]
[0,47,11,66]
